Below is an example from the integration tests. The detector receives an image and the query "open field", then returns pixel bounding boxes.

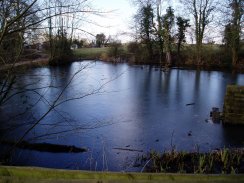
[73,47,110,59]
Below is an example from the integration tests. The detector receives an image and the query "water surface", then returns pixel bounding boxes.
[0,61,244,171]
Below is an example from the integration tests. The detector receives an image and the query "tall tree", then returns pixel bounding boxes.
[224,0,243,67]
[137,3,155,60]
[176,17,190,60]
[162,7,174,66]
[156,0,164,65]
[96,33,106,47]
[181,0,216,65]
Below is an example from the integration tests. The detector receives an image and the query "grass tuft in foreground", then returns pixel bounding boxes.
[138,148,244,174]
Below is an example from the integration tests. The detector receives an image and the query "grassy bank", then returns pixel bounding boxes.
[1,166,244,183]
[72,44,244,72]
[6,45,242,72]
[137,148,244,174]
[0,58,49,73]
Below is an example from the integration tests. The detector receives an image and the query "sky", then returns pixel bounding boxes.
[78,0,221,44]
[79,0,137,43]
[80,0,181,43]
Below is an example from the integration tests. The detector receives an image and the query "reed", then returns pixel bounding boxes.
[138,148,244,174]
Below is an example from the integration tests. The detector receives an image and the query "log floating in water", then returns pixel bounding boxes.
[1,140,87,153]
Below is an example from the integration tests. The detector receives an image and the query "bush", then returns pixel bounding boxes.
[127,42,152,63]
[108,42,124,58]
[49,33,74,65]
[127,42,141,54]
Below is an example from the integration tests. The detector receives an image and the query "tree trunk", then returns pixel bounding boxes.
[156,2,163,65]
[166,51,171,66]
[158,37,163,65]
[196,42,202,65]
[177,42,181,63]
[146,40,153,61]
[232,47,238,67]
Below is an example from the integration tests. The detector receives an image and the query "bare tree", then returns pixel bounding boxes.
[0,0,39,107]
[180,0,216,65]
[162,6,174,66]
[0,0,38,64]
[0,0,117,159]
[156,0,164,65]
[0,0,110,104]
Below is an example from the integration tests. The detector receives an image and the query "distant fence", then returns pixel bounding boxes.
[223,85,244,124]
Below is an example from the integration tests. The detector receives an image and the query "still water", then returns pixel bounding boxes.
[0,61,244,171]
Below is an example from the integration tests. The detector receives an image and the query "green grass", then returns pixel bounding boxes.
[1,166,244,183]
[73,47,109,59]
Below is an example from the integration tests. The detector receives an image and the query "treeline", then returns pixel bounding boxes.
[127,0,243,69]
[0,0,102,66]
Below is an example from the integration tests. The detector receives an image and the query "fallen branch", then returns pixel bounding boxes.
[113,147,143,152]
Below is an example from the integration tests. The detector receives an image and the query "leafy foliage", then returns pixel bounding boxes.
[96,33,106,48]
[176,17,190,59]
[136,3,155,60]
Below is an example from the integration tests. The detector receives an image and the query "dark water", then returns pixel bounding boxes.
[0,61,244,171]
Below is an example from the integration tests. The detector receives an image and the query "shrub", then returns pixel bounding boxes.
[108,41,124,58]
[49,33,74,65]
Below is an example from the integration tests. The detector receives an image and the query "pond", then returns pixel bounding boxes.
[0,61,244,171]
